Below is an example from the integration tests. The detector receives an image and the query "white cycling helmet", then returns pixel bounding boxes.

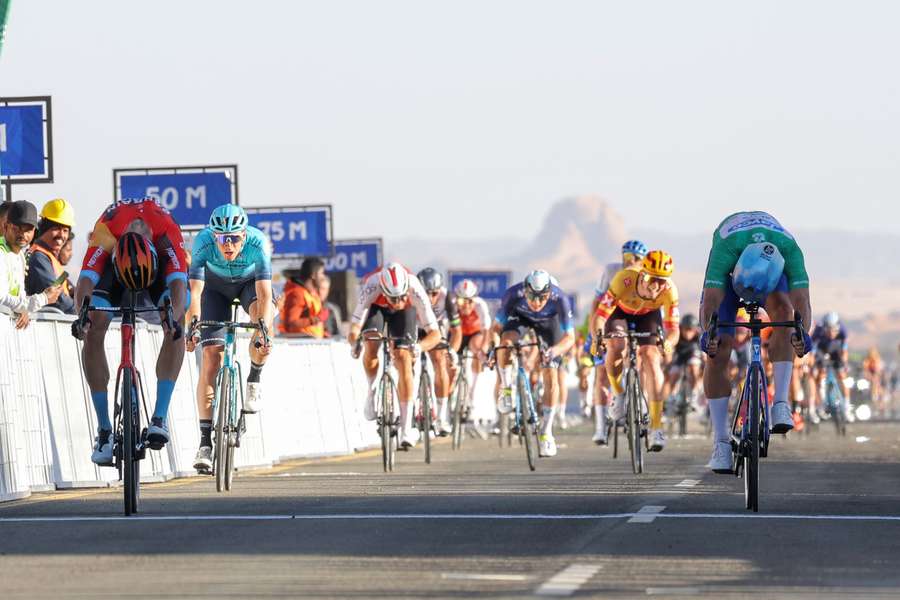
[823,311,841,329]
[455,279,478,300]
[524,269,552,301]
[379,263,410,300]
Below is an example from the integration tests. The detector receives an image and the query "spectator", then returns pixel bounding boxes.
[58,231,76,299]
[26,198,75,314]
[318,273,343,338]
[278,257,325,337]
[0,200,12,231]
[0,200,63,328]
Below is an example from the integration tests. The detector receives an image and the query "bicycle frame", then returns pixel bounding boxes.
[731,333,771,460]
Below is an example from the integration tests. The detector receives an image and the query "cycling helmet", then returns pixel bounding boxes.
[680,313,700,328]
[113,232,158,290]
[524,269,552,301]
[732,242,785,304]
[642,250,675,278]
[379,263,410,300]
[209,204,248,234]
[622,240,649,257]
[416,267,444,293]
[823,311,841,328]
[455,279,478,300]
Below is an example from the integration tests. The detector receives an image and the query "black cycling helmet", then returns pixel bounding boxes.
[680,313,700,328]
[416,267,444,292]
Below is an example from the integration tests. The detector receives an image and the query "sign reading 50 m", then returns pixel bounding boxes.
[246,205,333,258]
[114,165,238,230]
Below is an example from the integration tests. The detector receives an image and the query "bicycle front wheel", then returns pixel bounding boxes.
[518,376,537,472]
[745,367,760,512]
[122,369,140,516]
[626,370,644,475]
[380,375,397,472]
[452,375,467,451]
[420,370,433,464]
[215,368,232,493]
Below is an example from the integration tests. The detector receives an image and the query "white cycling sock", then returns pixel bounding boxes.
[436,397,448,422]
[500,366,514,389]
[542,406,557,436]
[594,405,607,431]
[400,402,412,430]
[773,362,792,406]
[708,396,730,444]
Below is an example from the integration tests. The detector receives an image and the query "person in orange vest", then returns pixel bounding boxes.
[279,257,325,338]
[26,198,75,314]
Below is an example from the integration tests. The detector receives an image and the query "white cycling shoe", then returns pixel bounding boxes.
[193,446,213,474]
[539,434,558,457]
[243,382,262,414]
[770,401,794,434]
[609,393,626,422]
[592,428,608,446]
[400,427,420,449]
[498,388,514,415]
[649,429,666,452]
[438,420,453,437]
[91,429,114,466]
[707,441,734,474]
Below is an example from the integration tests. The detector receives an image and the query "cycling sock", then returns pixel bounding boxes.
[607,371,624,395]
[153,379,176,420]
[649,400,663,429]
[436,397,448,422]
[708,396,730,443]
[400,402,412,430]
[500,366,514,389]
[199,420,212,447]
[91,391,112,431]
[773,361,792,406]
[541,406,556,436]
[248,361,264,384]
[594,405,607,431]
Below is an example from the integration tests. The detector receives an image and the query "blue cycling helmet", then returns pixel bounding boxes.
[732,242,785,304]
[209,204,248,234]
[622,240,648,257]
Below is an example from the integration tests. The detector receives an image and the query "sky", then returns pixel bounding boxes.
[2,0,899,257]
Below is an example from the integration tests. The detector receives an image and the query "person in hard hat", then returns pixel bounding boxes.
[26,198,75,314]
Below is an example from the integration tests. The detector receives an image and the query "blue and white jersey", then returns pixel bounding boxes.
[189,226,273,284]
[496,283,574,332]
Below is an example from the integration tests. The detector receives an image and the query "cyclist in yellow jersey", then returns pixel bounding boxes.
[591,250,680,452]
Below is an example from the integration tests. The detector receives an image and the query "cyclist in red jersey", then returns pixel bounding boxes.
[73,197,189,466]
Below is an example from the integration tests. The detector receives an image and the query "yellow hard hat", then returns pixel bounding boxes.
[40,198,75,228]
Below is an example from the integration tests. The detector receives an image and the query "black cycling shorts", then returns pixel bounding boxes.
[364,304,417,347]
[501,315,565,348]
[200,272,259,345]
[604,307,662,347]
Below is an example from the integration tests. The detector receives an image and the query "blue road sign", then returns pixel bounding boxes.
[0,101,50,180]
[325,239,383,278]
[116,167,237,229]
[448,270,511,301]
[246,206,332,258]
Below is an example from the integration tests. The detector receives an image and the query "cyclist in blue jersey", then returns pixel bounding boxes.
[492,270,575,458]
[812,311,851,422]
[185,204,274,473]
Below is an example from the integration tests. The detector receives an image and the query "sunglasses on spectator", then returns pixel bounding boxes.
[215,233,244,245]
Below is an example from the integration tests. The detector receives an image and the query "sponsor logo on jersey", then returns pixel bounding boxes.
[165,246,181,270]
[86,247,104,268]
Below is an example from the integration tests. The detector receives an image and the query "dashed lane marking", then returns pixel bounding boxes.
[627,505,666,523]
[442,573,532,582]
[646,587,701,596]
[675,479,700,488]
[535,564,601,596]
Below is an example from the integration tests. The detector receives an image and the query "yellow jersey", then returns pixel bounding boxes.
[595,269,680,329]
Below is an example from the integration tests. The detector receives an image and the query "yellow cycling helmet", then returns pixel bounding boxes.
[40,198,75,228]
[642,250,675,278]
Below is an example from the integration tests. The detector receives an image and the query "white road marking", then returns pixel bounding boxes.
[442,573,531,582]
[3,512,900,523]
[536,564,601,596]
[856,436,871,443]
[628,505,666,523]
[675,479,700,488]
[271,472,366,477]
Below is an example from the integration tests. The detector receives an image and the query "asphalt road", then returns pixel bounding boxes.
[1,418,899,599]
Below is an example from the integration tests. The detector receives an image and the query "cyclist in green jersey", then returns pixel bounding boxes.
[699,211,813,473]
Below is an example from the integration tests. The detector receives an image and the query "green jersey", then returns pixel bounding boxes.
[704,211,809,290]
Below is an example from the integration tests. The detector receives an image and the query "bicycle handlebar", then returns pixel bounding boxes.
[187,316,270,349]
[72,298,182,340]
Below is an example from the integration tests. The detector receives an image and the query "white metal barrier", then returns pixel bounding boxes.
[0,310,373,503]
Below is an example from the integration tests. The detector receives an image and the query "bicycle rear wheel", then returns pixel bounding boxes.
[626,371,644,475]
[827,379,847,437]
[122,369,140,516]
[215,369,231,493]
[452,375,467,451]
[518,376,537,472]
[420,370,433,464]
[745,367,760,512]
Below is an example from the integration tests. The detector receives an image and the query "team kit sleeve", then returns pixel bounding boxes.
[251,228,273,281]
[446,294,461,328]
[495,286,518,326]
[188,230,212,281]
[474,298,492,332]
[350,276,380,325]
[594,270,625,321]
[556,289,575,333]
[410,278,439,331]
[702,232,741,289]
[662,285,681,331]
[157,223,189,286]
[779,239,810,289]
[79,219,117,285]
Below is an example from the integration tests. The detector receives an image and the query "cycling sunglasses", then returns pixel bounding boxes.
[385,293,408,304]
[525,290,551,302]
[215,233,245,245]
